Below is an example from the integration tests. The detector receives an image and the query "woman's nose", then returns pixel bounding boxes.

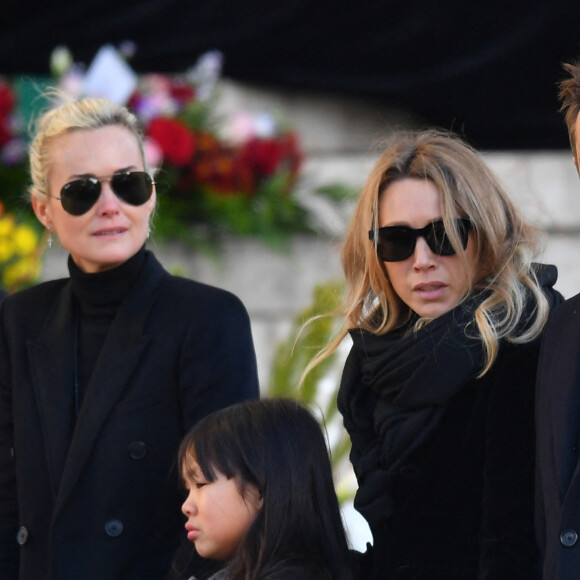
[96,181,121,214]
[412,236,437,269]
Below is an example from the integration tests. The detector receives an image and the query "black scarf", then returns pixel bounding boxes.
[339,263,562,529]
[338,296,487,527]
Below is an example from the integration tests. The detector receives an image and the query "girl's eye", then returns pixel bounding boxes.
[195,481,208,489]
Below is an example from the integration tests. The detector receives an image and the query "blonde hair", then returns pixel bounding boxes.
[28,94,148,201]
[308,129,549,377]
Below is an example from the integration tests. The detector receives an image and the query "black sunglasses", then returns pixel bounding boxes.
[368,218,472,262]
[54,171,155,216]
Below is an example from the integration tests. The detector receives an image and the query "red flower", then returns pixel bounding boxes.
[0,83,15,118]
[147,117,196,167]
[170,82,195,105]
[0,83,15,147]
[191,145,255,195]
[241,137,284,177]
[196,131,220,155]
[240,133,302,180]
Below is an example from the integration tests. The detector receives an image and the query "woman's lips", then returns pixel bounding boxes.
[413,282,447,299]
[93,227,127,237]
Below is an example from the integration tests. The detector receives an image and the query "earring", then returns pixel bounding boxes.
[147,227,151,240]
[47,232,53,249]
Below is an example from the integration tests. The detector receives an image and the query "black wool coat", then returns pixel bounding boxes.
[536,292,580,580]
[341,335,545,579]
[0,251,259,580]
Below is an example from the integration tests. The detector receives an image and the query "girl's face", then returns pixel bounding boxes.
[181,458,262,561]
[378,177,477,319]
[32,125,155,274]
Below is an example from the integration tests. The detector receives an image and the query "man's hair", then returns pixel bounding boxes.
[559,59,580,159]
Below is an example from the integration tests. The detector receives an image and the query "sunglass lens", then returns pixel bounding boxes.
[377,228,415,261]
[426,220,470,256]
[111,172,153,206]
[60,178,101,216]
[427,221,455,255]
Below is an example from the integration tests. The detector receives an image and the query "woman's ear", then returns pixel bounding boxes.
[31,194,53,231]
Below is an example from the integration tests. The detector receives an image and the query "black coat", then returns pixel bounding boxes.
[536,292,580,579]
[0,251,259,580]
[341,337,543,579]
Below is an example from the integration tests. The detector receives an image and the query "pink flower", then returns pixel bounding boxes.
[143,137,164,169]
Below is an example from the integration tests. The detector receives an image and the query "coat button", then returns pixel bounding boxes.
[560,529,578,547]
[128,441,147,460]
[104,519,124,537]
[16,526,28,545]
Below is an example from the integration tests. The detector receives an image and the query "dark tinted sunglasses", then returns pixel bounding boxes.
[368,218,472,262]
[55,171,154,216]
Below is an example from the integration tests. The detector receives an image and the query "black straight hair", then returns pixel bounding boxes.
[178,398,354,580]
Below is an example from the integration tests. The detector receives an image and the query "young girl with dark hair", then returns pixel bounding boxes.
[179,398,355,580]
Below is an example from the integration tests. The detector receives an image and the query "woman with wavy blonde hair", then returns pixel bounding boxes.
[324,129,562,579]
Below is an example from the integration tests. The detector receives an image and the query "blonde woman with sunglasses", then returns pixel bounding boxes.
[0,96,259,580]
[310,129,562,579]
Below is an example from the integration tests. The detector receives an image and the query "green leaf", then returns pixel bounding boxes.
[266,280,354,502]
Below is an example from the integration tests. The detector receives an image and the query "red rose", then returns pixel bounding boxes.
[147,117,196,167]
[0,83,15,118]
[241,137,284,177]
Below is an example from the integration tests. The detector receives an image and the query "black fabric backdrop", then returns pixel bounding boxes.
[2,0,580,149]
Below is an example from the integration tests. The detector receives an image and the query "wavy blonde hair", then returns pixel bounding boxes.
[28,93,148,201]
[307,129,549,378]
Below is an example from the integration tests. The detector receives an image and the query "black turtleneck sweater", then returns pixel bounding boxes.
[68,247,146,417]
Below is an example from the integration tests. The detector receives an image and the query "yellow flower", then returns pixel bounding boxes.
[13,224,39,255]
[0,237,14,262]
[0,215,15,237]
[3,257,40,290]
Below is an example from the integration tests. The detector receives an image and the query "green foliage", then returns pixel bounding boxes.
[266,280,354,502]
[314,182,359,202]
[153,170,312,252]
[180,99,213,132]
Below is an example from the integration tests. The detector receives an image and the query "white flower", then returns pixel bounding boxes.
[187,50,224,101]
[254,112,277,138]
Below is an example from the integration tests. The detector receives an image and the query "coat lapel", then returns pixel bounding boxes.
[27,283,77,498]
[548,344,580,497]
[54,327,151,513]
[50,253,167,515]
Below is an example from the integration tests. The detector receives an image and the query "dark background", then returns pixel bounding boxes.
[3,0,580,150]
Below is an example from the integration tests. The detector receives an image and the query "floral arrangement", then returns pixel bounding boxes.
[0,46,315,251]
[0,45,315,251]
[127,60,308,248]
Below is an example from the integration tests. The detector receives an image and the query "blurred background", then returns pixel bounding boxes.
[2,0,580,549]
